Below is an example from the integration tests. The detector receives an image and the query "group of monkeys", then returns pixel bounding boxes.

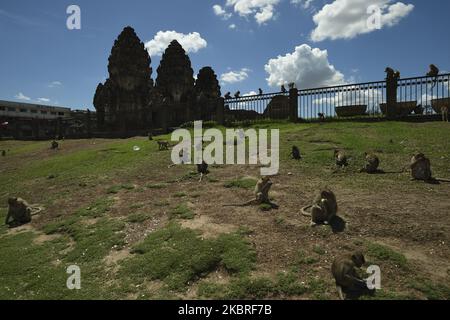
[224,83,296,100]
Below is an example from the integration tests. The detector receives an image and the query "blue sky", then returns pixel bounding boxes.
[0,0,449,110]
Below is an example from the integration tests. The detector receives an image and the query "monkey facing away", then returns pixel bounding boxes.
[258,88,263,95]
[234,91,241,99]
[291,146,302,160]
[409,153,450,183]
[427,64,439,88]
[334,149,348,168]
[385,67,400,81]
[5,198,43,228]
[360,152,380,174]
[331,252,368,300]
[301,188,338,226]
[223,176,273,207]
[224,92,232,100]
[281,85,287,93]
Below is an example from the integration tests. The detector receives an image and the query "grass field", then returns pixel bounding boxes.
[0,121,449,300]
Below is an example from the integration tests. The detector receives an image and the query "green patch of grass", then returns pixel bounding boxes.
[313,245,326,255]
[259,203,273,211]
[293,250,319,266]
[106,184,135,194]
[215,233,256,275]
[408,279,450,300]
[367,242,408,269]
[121,223,255,291]
[76,198,114,218]
[307,278,329,300]
[224,177,257,189]
[170,204,195,220]
[126,212,152,224]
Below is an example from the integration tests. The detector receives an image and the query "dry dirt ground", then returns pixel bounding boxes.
[0,121,449,300]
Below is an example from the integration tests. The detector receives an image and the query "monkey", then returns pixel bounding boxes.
[318,113,325,122]
[51,140,59,150]
[281,85,287,93]
[234,91,241,99]
[331,252,368,300]
[301,188,337,226]
[288,83,296,90]
[408,153,450,183]
[1,150,5,157]
[385,67,400,81]
[258,88,263,96]
[334,149,348,168]
[168,149,186,168]
[223,176,273,207]
[291,146,302,160]
[157,141,170,151]
[5,197,43,228]
[148,132,153,141]
[197,161,209,182]
[360,152,380,174]
[427,64,439,89]
[441,106,449,122]
[414,104,424,115]
[224,92,232,100]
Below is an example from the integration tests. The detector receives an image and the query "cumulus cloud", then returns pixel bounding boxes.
[14,92,31,101]
[225,0,280,24]
[145,31,207,56]
[213,4,233,20]
[220,68,251,84]
[265,44,345,89]
[229,23,237,29]
[311,0,414,42]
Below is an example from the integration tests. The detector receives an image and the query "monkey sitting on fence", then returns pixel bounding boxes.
[5,198,44,228]
[234,91,241,99]
[224,92,232,100]
[427,64,439,89]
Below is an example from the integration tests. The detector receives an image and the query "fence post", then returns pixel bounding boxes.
[386,72,399,119]
[289,88,298,122]
[216,97,225,125]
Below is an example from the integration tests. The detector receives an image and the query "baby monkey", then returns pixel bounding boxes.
[301,188,337,226]
[360,152,380,174]
[331,252,369,300]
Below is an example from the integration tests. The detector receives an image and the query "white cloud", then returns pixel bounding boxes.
[145,31,207,56]
[37,98,51,103]
[220,68,251,84]
[15,92,31,101]
[48,81,62,88]
[291,0,314,9]
[311,0,414,42]
[265,44,345,89]
[225,0,280,25]
[213,4,233,20]
[229,24,237,29]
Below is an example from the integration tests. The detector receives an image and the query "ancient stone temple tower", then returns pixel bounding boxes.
[195,67,222,121]
[154,40,196,126]
[93,26,153,134]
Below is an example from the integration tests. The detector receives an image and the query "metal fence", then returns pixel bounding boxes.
[223,73,450,122]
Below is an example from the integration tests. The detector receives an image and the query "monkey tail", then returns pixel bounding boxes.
[301,205,313,217]
[223,199,257,207]
[30,206,44,216]
[435,178,450,183]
